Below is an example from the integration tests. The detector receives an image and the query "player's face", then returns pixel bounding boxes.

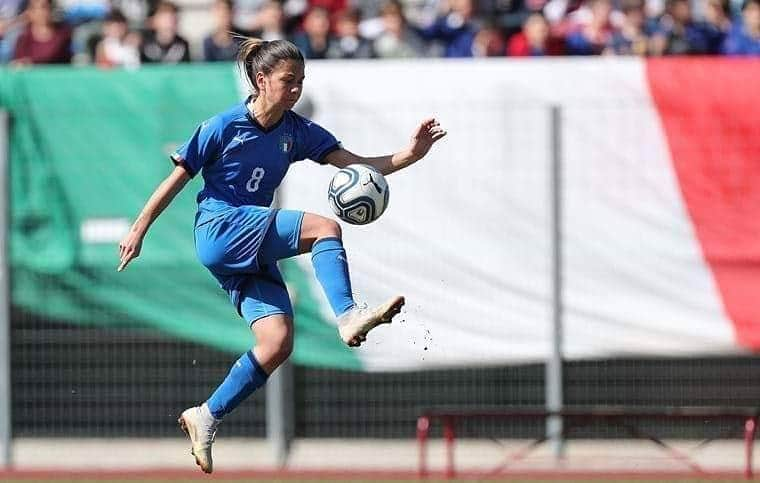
[261,60,305,110]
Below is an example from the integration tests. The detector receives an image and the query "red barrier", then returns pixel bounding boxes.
[416,406,759,479]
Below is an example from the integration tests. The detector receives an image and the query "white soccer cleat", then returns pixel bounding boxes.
[337,295,405,347]
[178,403,220,474]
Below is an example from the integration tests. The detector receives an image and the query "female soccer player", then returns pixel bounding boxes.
[117,38,446,473]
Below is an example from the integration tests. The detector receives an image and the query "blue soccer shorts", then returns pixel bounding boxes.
[194,207,304,326]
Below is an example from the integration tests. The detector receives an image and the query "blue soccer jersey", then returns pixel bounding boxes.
[171,98,340,220]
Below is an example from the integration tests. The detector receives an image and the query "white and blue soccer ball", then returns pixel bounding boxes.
[328,164,389,225]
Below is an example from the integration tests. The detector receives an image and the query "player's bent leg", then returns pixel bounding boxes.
[179,276,293,474]
[179,314,292,474]
[300,213,405,347]
[301,213,356,317]
[180,346,269,475]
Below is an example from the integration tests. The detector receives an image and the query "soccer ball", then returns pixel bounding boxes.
[328,164,389,225]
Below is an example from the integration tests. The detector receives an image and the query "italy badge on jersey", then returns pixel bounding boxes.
[280,134,294,153]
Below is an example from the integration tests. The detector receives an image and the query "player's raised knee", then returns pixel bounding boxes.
[321,217,342,240]
[299,213,343,253]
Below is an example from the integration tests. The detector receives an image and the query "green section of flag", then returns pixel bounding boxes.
[0,65,361,370]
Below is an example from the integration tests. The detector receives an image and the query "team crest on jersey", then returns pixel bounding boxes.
[280,134,294,153]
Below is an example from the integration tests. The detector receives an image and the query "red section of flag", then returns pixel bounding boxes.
[646,58,760,349]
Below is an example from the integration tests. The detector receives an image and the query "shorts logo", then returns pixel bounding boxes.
[280,134,294,153]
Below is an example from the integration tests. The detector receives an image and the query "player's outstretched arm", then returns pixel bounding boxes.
[117,165,191,272]
[325,118,446,175]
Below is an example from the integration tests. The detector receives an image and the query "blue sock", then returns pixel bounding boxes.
[206,351,268,419]
[311,237,355,316]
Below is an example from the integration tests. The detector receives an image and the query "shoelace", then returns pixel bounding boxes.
[338,304,371,326]
[197,410,219,447]
[197,426,217,449]
[205,417,220,444]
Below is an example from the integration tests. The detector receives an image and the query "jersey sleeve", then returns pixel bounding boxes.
[294,118,341,165]
[170,117,224,177]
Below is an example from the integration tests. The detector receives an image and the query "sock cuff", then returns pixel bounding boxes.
[247,350,269,381]
[311,237,344,257]
[337,304,356,317]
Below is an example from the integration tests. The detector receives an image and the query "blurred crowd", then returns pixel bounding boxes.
[0,0,758,67]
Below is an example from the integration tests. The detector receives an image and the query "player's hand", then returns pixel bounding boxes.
[117,231,143,272]
[409,118,447,161]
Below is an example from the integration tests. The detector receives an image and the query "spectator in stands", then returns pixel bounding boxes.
[721,0,760,54]
[507,12,564,54]
[565,0,617,54]
[59,0,112,64]
[59,0,109,24]
[232,0,304,36]
[231,0,265,33]
[140,0,189,63]
[94,8,139,67]
[351,0,386,22]
[650,0,710,54]
[543,0,585,34]
[248,0,287,40]
[419,0,480,57]
[607,0,651,54]
[326,6,373,58]
[296,0,345,32]
[701,0,731,52]
[0,0,27,63]
[400,0,440,28]
[1,0,28,25]
[12,0,72,64]
[203,0,242,61]
[372,0,428,58]
[111,0,153,28]
[481,0,551,37]
[309,0,346,14]
[291,6,332,58]
[471,20,506,55]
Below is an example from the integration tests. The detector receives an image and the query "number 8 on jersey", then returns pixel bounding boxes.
[246,167,266,192]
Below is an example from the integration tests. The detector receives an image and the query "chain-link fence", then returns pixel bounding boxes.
[11,309,760,439]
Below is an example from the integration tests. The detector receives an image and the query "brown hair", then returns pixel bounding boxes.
[237,38,304,99]
[153,0,179,15]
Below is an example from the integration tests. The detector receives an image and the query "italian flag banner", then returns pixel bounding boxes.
[281,58,760,370]
[2,58,758,372]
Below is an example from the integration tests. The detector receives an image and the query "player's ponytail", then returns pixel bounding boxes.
[237,37,305,99]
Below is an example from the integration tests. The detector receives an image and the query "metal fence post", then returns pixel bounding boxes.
[546,105,564,459]
[0,110,11,469]
[266,358,294,467]
[265,191,295,468]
